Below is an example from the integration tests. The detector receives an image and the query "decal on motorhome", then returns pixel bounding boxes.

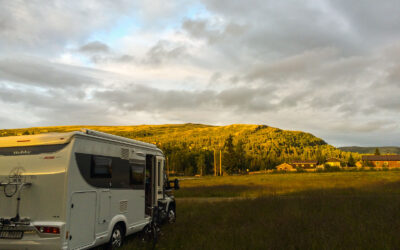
[0,143,69,156]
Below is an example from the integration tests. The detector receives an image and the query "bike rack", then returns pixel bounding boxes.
[0,182,32,223]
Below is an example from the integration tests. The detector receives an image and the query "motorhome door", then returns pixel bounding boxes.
[155,156,165,201]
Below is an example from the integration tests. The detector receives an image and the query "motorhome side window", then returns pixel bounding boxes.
[130,163,145,189]
[91,156,112,178]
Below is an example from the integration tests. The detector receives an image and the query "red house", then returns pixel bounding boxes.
[362,155,400,168]
[291,160,318,169]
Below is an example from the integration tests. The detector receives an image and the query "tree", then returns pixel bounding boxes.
[375,148,381,155]
[223,135,237,174]
[235,139,247,172]
[196,153,206,176]
[348,153,355,167]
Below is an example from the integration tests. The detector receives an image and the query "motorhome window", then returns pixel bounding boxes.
[0,143,69,156]
[91,156,112,178]
[130,163,145,189]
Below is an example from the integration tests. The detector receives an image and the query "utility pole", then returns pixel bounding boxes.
[220,150,222,176]
[214,149,217,176]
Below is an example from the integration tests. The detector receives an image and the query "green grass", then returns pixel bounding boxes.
[121,171,400,249]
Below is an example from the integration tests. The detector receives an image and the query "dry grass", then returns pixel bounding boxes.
[121,171,400,249]
[175,171,400,198]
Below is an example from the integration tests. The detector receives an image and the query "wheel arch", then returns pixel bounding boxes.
[108,215,128,238]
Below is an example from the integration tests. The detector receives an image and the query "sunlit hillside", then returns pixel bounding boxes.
[0,124,359,175]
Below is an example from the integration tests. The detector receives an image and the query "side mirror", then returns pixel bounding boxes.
[166,178,179,190]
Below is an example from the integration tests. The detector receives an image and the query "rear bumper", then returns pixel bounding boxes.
[0,237,61,250]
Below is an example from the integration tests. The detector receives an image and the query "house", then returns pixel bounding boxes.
[362,155,400,168]
[276,163,296,172]
[325,158,341,167]
[291,160,318,169]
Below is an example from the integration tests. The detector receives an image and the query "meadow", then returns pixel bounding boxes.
[121,171,400,249]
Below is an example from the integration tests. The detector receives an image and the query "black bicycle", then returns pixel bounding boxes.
[142,206,161,249]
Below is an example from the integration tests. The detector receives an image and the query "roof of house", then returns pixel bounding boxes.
[326,157,341,162]
[362,155,400,161]
[277,163,293,168]
[291,160,318,164]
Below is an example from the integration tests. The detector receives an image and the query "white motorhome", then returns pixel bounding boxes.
[0,129,178,250]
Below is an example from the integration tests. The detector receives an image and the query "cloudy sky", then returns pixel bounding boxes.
[1,0,400,146]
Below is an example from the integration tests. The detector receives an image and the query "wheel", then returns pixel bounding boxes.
[107,224,124,249]
[167,206,176,224]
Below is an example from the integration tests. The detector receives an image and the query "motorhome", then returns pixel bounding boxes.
[0,129,177,249]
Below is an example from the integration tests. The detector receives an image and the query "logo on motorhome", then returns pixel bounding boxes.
[13,150,31,155]
[8,167,26,183]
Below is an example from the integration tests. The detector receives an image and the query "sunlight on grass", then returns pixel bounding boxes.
[175,171,400,198]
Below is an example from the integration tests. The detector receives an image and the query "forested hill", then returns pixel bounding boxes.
[339,146,400,154]
[0,124,358,175]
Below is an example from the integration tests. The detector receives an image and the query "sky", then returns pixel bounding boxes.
[1,0,400,147]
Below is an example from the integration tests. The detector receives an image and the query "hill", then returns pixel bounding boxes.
[339,146,400,155]
[0,124,358,175]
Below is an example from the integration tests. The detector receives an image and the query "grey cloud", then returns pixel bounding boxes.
[244,48,338,82]
[79,41,110,53]
[182,19,246,44]
[94,84,215,111]
[0,1,134,54]
[0,57,97,88]
[328,0,400,44]
[115,55,136,63]
[197,0,361,59]
[90,41,186,66]
[143,41,186,65]
[0,84,112,126]
[94,84,279,114]
[329,120,398,133]
[217,86,277,112]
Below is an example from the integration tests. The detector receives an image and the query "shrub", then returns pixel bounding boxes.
[323,164,341,172]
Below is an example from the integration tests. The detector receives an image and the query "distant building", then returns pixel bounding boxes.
[276,163,296,172]
[362,155,400,168]
[325,158,341,167]
[355,161,363,168]
[291,160,318,169]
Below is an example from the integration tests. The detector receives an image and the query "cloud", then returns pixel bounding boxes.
[0,0,134,53]
[79,41,110,53]
[0,57,98,88]
[1,0,400,146]
[142,41,187,66]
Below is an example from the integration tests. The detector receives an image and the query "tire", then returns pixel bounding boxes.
[107,224,124,249]
[167,206,176,224]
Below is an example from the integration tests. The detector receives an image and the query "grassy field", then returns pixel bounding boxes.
[121,171,400,249]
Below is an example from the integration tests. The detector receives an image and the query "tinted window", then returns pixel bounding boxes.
[130,163,145,189]
[91,156,112,178]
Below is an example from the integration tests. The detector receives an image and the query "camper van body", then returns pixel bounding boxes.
[0,129,175,250]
